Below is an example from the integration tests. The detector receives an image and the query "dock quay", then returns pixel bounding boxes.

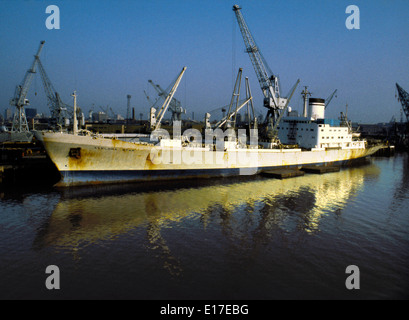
[0,165,12,184]
[0,155,60,186]
[372,145,396,157]
[0,141,60,186]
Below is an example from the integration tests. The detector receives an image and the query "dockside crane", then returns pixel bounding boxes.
[233,5,295,126]
[144,89,159,109]
[10,41,45,132]
[36,57,72,128]
[396,83,409,122]
[395,83,409,149]
[148,77,187,124]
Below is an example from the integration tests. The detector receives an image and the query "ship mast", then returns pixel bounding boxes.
[301,86,312,118]
[71,91,78,135]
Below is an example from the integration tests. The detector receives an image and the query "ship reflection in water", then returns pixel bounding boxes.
[33,162,379,276]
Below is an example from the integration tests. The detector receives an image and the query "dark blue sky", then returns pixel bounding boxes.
[1,0,408,123]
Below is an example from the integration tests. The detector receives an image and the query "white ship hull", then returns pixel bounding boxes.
[34,131,382,187]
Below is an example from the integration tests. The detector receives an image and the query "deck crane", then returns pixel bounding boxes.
[325,89,338,109]
[36,57,72,128]
[233,5,293,126]
[150,67,187,131]
[270,79,300,138]
[10,41,45,133]
[213,99,251,129]
[207,101,246,123]
[213,68,253,130]
[148,77,186,124]
[396,83,409,122]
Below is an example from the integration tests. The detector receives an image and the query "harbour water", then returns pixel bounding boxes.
[0,153,408,300]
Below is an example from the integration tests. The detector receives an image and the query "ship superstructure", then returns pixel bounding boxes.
[277,96,363,150]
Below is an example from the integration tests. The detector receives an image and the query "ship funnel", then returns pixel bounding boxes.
[308,98,325,120]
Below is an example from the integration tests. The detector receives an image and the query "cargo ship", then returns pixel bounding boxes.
[34,130,381,187]
[34,88,383,187]
[34,6,384,187]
